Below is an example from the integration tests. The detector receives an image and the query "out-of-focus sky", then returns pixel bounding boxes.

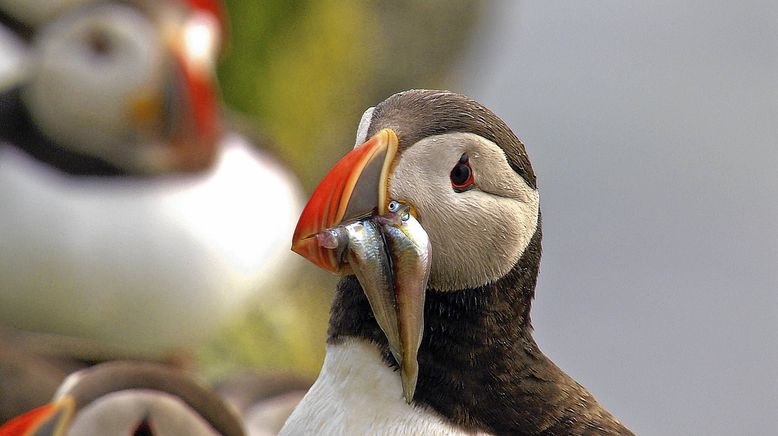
[457,1,778,435]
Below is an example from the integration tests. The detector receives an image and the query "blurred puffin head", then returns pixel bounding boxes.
[0,0,226,174]
[0,361,245,436]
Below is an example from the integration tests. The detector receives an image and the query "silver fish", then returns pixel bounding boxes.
[317,218,403,366]
[316,200,432,404]
[377,201,431,403]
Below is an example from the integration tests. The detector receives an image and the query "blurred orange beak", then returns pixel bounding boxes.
[185,0,228,56]
[169,49,221,171]
[126,9,222,174]
[0,398,73,436]
[291,128,399,272]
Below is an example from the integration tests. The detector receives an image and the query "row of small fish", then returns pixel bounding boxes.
[315,200,431,403]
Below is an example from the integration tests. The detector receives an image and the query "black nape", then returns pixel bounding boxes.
[0,8,34,42]
[0,88,126,176]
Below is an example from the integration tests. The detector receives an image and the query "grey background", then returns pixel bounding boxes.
[457,2,778,435]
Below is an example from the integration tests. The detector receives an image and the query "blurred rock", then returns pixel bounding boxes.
[215,370,311,436]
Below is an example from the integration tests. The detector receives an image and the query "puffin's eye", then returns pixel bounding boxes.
[84,28,115,58]
[450,153,475,192]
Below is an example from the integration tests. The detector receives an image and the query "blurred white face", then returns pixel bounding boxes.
[23,3,169,170]
[68,390,220,436]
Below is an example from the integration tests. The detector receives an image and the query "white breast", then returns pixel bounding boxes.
[0,134,303,355]
[280,339,488,436]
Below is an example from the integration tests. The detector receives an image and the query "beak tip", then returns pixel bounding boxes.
[401,365,419,404]
[291,234,345,274]
[402,383,416,404]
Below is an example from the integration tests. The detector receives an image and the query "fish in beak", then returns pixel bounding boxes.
[291,129,431,403]
[376,201,430,403]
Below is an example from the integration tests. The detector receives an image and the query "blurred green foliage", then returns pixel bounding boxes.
[201,0,482,379]
[218,0,482,187]
[200,265,336,378]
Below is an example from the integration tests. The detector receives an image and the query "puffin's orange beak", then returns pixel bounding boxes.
[0,398,74,436]
[166,9,223,172]
[168,49,221,171]
[291,128,399,272]
[126,10,222,174]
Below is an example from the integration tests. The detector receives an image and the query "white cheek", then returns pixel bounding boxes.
[24,5,165,162]
[389,133,539,291]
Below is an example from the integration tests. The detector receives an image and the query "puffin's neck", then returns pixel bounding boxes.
[328,225,632,435]
[0,88,125,176]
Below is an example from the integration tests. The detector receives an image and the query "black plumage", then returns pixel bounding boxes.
[0,88,125,176]
[331,227,632,435]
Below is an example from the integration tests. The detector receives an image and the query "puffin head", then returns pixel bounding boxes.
[0,361,244,436]
[366,90,539,291]
[292,89,541,400]
[0,0,224,174]
[294,89,539,289]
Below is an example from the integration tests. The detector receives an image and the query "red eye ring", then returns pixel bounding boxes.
[450,153,475,192]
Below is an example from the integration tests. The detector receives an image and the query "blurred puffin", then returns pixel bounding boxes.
[0,0,302,355]
[0,361,245,435]
[283,90,633,434]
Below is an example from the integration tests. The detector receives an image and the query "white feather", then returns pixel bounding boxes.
[0,25,27,89]
[0,134,303,355]
[281,339,489,435]
[353,107,375,148]
[389,132,539,291]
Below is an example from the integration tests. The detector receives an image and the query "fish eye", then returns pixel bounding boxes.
[388,200,401,213]
[450,153,475,192]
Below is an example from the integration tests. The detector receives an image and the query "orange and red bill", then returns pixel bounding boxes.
[0,398,74,436]
[127,0,223,173]
[291,128,398,273]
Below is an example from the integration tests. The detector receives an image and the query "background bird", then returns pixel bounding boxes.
[0,0,302,357]
[0,361,245,435]
[282,90,634,434]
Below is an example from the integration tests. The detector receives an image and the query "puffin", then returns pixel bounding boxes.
[0,0,223,174]
[0,0,302,355]
[283,90,634,434]
[0,361,245,436]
